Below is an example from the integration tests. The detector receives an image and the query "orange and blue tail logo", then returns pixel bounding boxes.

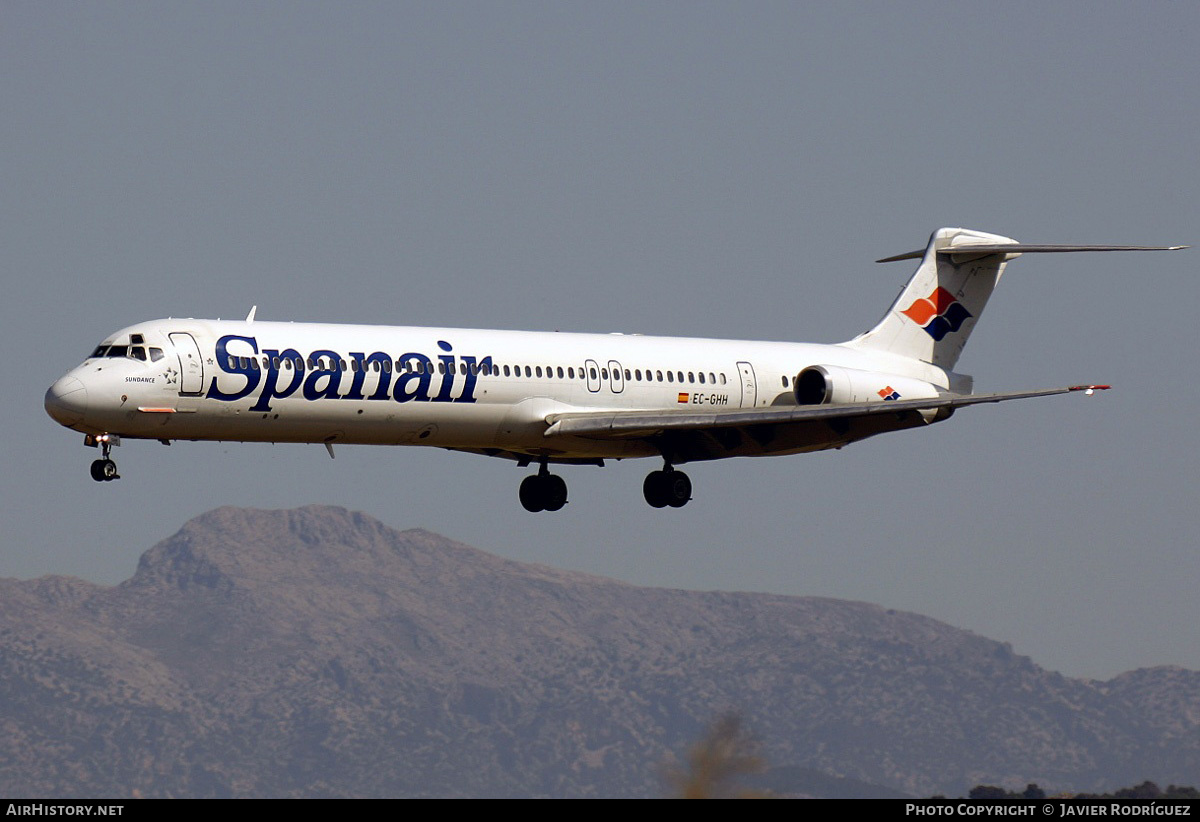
[900,287,972,341]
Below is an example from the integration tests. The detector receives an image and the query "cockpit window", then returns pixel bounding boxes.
[90,340,162,363]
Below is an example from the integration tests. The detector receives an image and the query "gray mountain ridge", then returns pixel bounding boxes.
[0,505,1195,797]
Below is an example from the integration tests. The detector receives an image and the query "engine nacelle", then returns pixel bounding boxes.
[794,364,943,405]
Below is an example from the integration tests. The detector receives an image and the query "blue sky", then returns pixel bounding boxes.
[4,2,1197,679]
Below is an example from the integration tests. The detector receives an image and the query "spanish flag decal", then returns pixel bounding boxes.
[677,392,689,403]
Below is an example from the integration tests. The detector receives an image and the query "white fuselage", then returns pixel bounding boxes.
[46,318,955,464]
[44,229,1174,506]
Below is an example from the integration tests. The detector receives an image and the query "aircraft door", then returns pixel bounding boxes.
[169,332,205,395]
[607,360,624,394]
[584,359,601,393]
[736,361,757,408]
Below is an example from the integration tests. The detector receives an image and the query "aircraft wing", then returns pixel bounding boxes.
[543,385,1108,439]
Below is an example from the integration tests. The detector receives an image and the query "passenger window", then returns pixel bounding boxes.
[699,372,705,384]
[536,366,543,378]
[282,359,292,370]
[709,372,716,384]
[688,372,695,383]
[601,368,608,380]
[635,369,642,381]
[624,369,631,380]
[503,365,511,377]
[667,371,674,383]
[568,367,574,379]
[524,366,532,377]
[782,376,788,387]
[251,357,260,371]
[720,373,727,385]
[677,371,684,383]
[557,366,564,379]
[589,367,597,380]
[656,370,663,381]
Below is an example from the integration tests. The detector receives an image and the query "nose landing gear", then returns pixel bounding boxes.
[519,460,568,513]
[87,434,120,482]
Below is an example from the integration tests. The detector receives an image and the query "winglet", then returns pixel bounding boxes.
[245,305,257,323]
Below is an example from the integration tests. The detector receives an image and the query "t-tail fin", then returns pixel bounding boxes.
[844,227,1185,370]
[844,227,1016,370]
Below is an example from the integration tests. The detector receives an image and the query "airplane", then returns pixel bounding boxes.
[45,227,1184,511]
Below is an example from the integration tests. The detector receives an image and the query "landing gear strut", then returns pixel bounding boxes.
[88,435,120,483]
[643,464,691,508]
[519,460,568,513]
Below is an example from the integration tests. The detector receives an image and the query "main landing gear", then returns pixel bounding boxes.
[517,459,693,511]
[643,465,691,509]
[88,434,120,483]
[519,461,568,513]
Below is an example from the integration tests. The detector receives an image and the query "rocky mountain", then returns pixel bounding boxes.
[0,505,1196,797]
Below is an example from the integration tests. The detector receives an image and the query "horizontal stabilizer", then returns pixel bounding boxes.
[878,244,1187,263]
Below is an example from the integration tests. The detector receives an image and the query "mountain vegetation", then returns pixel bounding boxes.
[0,506,1196,797]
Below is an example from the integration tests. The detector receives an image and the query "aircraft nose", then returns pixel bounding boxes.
[45,376,88,426]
